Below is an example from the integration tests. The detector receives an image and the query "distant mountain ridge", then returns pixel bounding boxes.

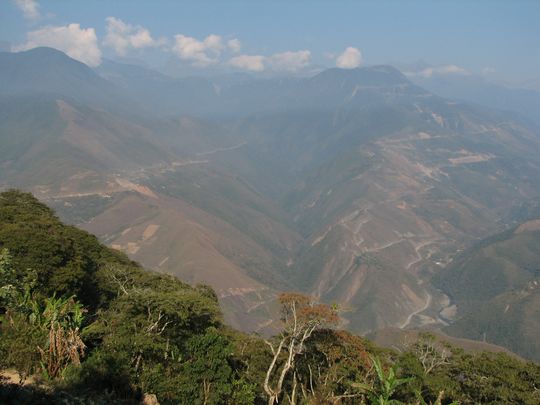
[96,58,426,117]
[410,72,540,126]
[1,47,540,358]
[0,48,132,110]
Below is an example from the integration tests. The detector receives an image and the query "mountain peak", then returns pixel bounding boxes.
[18,46,69,56]
[0,46,136,113]
[5,47,86,67]
[0,46,96,81]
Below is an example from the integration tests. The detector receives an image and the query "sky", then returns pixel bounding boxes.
[1,0,539,82]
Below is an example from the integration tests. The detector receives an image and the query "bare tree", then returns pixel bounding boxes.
[264,293,339,405]
[411,333,450,375]
[106,264,135,296]
[134,303,172,372]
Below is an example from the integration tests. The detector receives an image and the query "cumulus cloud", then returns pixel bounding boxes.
[227,38,241,53]
[229,49,312,72]
[103,17,166,56]
[13,0,40,20]
[172,34,225,66]
[170,33,308,72]
[268,50,311,72]
[13,23,102,66]
[407,64,470,78]
[229,54,265,72]
[336,47,362,69]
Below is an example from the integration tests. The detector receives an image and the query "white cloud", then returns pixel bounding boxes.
[482,67,496,75]
[336,47,362,69]
[171,35,309,72]
[408,64,470,78]
[268,50,311,72]
[229,49,311,72]
[172,34,224,66]
[203,34,223,51]
[13,0,40,20]
[229,54,265,72]
[103,17,166,56]
[227,38,241,53]
[13,23,102,66]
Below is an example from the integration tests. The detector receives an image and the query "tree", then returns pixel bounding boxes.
[295,329,372,404]
[409,333,450,376]
[263,292,339,405]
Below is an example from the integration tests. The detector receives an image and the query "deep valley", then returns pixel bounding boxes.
[2,47,540,362]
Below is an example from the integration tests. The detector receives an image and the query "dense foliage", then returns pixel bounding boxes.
[1,190,539,404]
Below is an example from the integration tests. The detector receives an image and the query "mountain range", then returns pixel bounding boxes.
[1,47,540,359]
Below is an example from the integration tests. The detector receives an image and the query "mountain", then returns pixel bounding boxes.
[76,164,302,332]
[2,48,540,358]
[217,67,540,333]
[0,49,178,187]
[0,96,173,188]
[0,47,137,113]
[409,73,540,126]
[434,220,540,361]
[0,48,301,333]
[95,59,222,117]
[95,62,424,118]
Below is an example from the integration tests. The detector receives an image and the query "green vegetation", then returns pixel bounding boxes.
[353,355,413,404]
[434,223,540,361]
[0,190,231,403]
[1,190,539,404]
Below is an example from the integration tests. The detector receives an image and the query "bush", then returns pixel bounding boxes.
[0,312,45,381]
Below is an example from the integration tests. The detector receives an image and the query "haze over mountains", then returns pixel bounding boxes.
[1,47,540,360]
[407,68,540,126]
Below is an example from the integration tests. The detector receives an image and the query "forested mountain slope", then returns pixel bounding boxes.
[1,190,539,404]
[434,220,540,361]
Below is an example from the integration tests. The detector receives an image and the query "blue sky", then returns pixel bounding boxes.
[1,0,539,82]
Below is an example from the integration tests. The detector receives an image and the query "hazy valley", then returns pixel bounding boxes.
[2,47,540,362]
